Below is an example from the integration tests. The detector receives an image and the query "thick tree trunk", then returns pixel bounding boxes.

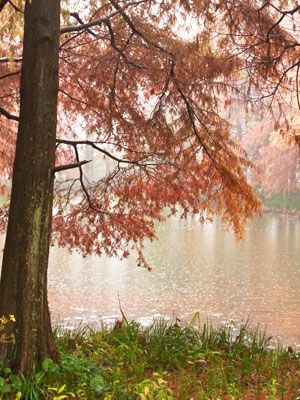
[0,0,60,373]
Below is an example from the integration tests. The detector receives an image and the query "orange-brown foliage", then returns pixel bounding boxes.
[1,0,299,258]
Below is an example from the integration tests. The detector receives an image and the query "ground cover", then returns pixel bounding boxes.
[0,318,300,399]
[260,191,300,211]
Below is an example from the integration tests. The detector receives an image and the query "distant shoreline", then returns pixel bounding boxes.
[262,205,300,216]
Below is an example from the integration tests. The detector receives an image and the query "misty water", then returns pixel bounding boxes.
[1,213,300,346]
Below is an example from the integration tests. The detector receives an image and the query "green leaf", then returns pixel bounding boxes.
[42,358,59,373]
[3,367,11,374]
[48,387,59,392]
[57,384,66,394]
[15,392,22,400]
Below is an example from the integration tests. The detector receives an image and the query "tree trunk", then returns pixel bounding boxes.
[0,0,60,373]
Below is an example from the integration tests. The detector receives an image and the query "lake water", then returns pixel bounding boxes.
[1,213,300,346]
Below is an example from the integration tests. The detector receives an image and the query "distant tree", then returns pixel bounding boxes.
[243,98,300,196]
[0,0,299,373]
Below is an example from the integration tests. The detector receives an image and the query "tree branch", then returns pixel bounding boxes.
[56,138,156,166]
[0,106,19,121]
[109,0,171,55]
[104,19,145,68]
[8,0,23,13]
[0,0,9,12]
[69,12,97,37]
[73,145,94,209]
[0,70,21,81]
[60,1,147,34]
[0,57,22,63]
[52,160,92,175]
[268,3,300,16]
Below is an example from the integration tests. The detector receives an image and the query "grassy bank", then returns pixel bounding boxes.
[1,320,300,399]
[259,191,300,211]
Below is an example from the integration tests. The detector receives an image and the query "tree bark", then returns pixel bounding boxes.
[0,0,60,373]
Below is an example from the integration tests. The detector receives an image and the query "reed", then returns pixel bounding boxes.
[0,317,299,399]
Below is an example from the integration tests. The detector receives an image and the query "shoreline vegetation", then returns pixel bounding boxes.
[262,206,300,216]
[259,192,300,215]
[1,319,300,399]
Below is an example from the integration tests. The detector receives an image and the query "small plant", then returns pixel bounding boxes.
[0,318,300,399]
[0,315,16,345]
[135,372,174,400]
[0,362,22,400]
[47,384,75,400]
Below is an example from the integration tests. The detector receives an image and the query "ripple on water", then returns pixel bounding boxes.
[1,214,300,346]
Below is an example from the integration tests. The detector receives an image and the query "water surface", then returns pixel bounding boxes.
[1,213,300,345]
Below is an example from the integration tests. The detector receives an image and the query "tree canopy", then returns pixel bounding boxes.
[2,0,299,253]
[0,0,299,372]
[243,108,299,197]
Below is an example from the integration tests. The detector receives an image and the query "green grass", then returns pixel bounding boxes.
[1,319,300,399]
[259,191,300,211]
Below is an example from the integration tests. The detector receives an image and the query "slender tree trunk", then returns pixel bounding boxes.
[0,0,60,373]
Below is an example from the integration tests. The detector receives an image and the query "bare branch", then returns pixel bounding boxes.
[56,138,156,166]
[268,3,300,16]
[52,160,92,175]
[60,14,114,34]
[73,144,94,209]
[0,57,22,63]
[8,0,23,13]
[70,12,97,37]
[0,106,19,121]
[0,0,9,12]
[60,1,147,34]
[0,70,21,81]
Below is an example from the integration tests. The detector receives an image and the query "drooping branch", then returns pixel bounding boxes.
[109,0,171,55]
[170,71,215,161]
[104,19,145,69]
[256,60,300,103]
